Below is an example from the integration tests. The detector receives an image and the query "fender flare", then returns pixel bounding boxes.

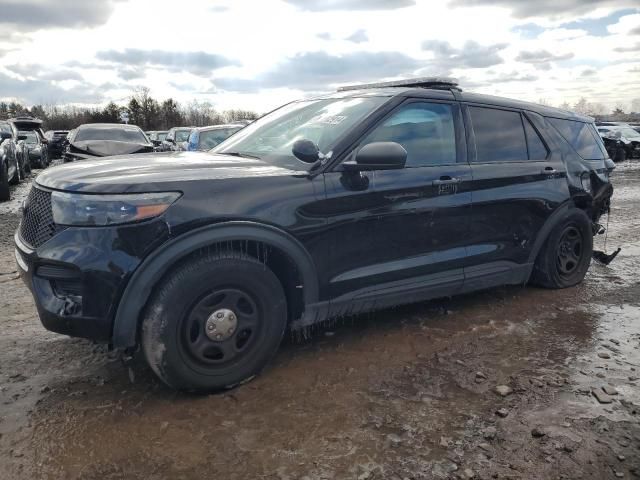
[111,221,320,348]
[526,200,586,265]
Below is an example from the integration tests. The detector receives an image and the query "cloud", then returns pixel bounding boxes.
[421,40,507,69]
[95,48,240,76]
[117,67,146,80]
[515,49,574,70]
[0,72,103,104]
[345,29,368,43]
[316,32,332,40]
[6,64,84,82]
[448,0,639,19]
[614,42,640,52]
[283,0,415,11]
[581,68,598,77]
[0,0,123,31]
[214,50,422,92]
[632,25,640,34]
[491,71,539,83]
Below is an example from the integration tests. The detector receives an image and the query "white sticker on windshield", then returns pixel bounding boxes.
[310,115,347,125]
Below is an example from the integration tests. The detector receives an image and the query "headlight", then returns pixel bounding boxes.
[51,191,181,226]
[580,172,592,194]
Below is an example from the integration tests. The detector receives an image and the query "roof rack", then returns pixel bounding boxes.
[337,77,461,92]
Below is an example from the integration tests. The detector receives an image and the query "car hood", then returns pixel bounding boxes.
[36,151,299,193]
[70,140,153,157]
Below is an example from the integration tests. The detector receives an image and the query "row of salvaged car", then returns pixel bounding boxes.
[0,118,250,201]
[0,117,52,201]
[595,121,640,162]
[61,122,249,161]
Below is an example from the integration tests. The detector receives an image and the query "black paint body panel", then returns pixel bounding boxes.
[14,88,613,346]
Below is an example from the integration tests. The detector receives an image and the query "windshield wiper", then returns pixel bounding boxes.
[216,151,261,160]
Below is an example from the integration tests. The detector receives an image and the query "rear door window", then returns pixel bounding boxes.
[469,107,528,162]
[547,118,604,160]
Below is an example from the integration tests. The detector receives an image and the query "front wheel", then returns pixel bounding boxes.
[141,251,288,392]
[531,209,593,289]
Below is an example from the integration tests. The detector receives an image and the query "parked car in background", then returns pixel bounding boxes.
[15,78,615,392]
[186,124,244,151]
[44,130,69,159]
[147,130,168,149]
[63,123,154,162]
[162,127,193,151]
[21,131,49,168]
[9,116,46,177]
[0,121,21,200]
[596,124,640,161]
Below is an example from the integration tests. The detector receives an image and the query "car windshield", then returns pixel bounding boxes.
[75,126,147,143]
[213,96,387,170]
[199,128,241,149]
[619,128,640,138]
[157,132,167,141]
[22,132,38,144]
[175,130,191,142]
[0,124,11,134]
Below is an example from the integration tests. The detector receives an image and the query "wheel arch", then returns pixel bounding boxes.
[526,200,592,265]
[111,221,320,349]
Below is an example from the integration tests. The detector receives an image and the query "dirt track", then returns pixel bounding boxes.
[0,164,639,480]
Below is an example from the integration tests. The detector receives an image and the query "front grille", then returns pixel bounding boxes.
[19,187,65,248]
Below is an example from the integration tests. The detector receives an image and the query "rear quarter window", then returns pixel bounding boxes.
[547,118,605,160]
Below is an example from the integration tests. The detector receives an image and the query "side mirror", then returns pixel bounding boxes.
[0,131,11,141]
[343,142,407,171]
[292,139,320,163]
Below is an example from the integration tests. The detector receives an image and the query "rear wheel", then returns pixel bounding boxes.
[0,161,9,201]
[531,210,593,289]
[141,251,287,392]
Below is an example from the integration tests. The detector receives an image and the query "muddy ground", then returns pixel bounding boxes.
[0,164,639,480]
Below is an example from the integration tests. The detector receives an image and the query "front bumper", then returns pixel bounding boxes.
[14,219,170,342]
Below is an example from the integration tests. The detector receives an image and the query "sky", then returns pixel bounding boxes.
[0,0,639,113]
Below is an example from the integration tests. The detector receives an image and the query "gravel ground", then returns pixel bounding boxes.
[0,163,638,480]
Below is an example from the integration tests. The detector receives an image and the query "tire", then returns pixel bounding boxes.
[531,209,593,289]
[9,157,19,185]
[141,251,288,392]
[0,161,9,201]
[614,147,626,163]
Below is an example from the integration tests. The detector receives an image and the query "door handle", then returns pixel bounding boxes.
[541,166,556,174]
[432,176,461,186]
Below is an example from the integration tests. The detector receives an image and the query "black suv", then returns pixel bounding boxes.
[15,78,614,392]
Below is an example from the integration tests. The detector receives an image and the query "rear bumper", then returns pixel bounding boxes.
[14,219,170,343]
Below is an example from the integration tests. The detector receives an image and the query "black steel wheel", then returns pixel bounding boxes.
[555,226,583,279]
[142,251,287,392]
[180,288,261,367]
[531,209,593,289]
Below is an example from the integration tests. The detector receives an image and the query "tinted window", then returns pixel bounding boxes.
[547,118,604,160]
[23,132,38,144]
[200,128,241,150]
[75,126,147,143]
[470,107,527,162]
[523,117,548,160]
[361,102,456,167]
[175,129,192,142]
